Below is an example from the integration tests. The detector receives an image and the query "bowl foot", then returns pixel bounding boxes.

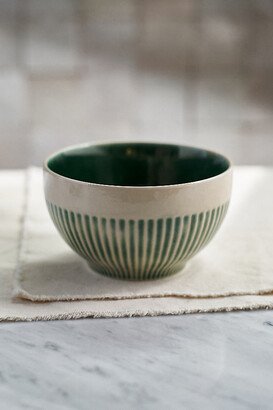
[86,261,187,281]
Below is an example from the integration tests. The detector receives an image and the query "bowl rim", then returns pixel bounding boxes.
[43,140,233,190]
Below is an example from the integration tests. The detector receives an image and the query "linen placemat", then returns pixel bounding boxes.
[1,167,273,322]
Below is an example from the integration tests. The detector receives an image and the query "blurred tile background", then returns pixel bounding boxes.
[0,0,272,168]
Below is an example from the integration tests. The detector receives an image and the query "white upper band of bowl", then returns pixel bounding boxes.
[44,166,232,219]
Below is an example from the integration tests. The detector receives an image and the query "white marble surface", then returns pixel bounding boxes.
[1,311,273,409]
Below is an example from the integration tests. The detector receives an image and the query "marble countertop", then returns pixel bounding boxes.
[1,311,273,409]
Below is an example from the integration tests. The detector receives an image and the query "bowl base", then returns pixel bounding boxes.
[86,261,187,281]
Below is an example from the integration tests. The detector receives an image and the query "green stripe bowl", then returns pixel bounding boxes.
[44,142,232,280]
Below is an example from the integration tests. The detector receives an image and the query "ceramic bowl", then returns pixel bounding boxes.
[43,142,232,280]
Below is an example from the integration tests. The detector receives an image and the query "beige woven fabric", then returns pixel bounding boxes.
[1,167,273,322]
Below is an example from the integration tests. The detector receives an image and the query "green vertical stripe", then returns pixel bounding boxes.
[137,220,144,280]
[110,218,125,279]
[77,213,101,270]
[149,219,164,279]
[46,201,229,280]
[119,219,130,275]
[154,217,173,279]
[101,217,120,279]
[142,219,154,277]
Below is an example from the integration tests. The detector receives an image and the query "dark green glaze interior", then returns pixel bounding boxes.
[47,143,230,186]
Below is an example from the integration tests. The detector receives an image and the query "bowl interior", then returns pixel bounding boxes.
[46,143,230,187]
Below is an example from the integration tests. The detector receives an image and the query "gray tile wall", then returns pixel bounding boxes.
[0,0,272,168]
